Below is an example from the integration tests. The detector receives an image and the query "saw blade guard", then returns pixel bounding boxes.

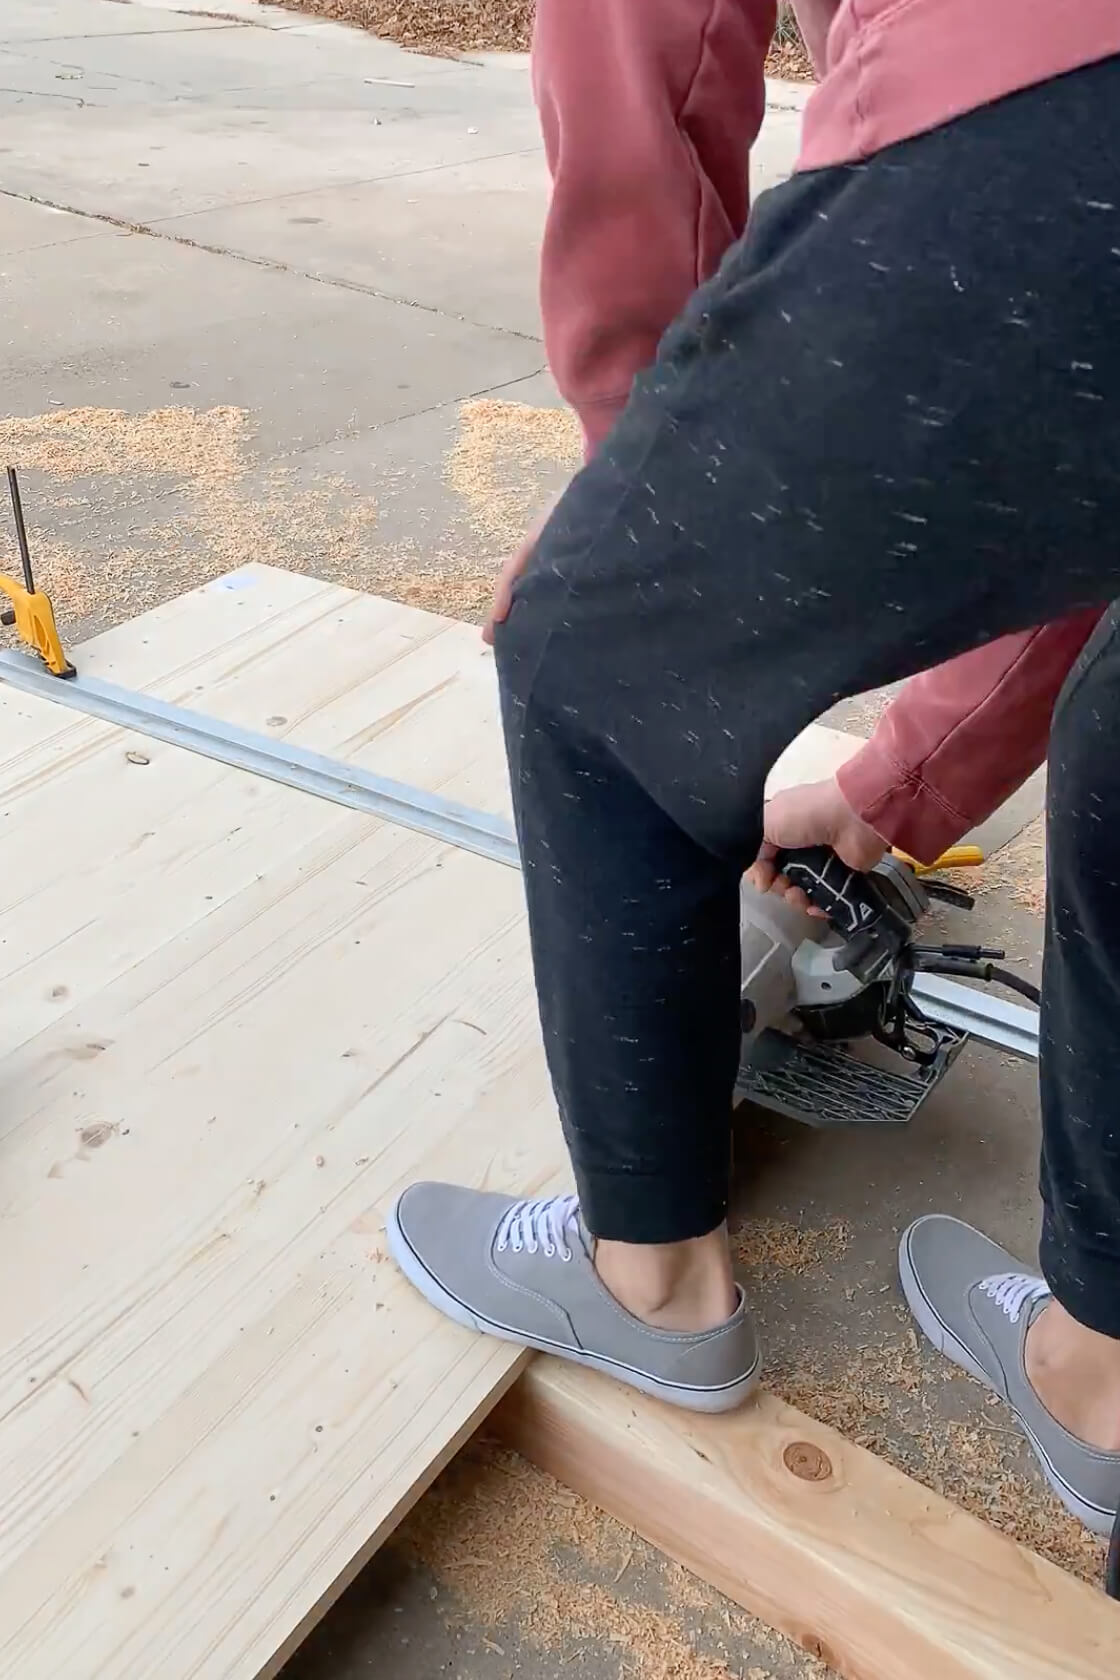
[738,876,831,1039]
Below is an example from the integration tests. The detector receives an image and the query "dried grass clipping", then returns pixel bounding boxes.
[271,0,816,77]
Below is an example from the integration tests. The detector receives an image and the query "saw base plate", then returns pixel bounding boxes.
[735,1026,967,1126]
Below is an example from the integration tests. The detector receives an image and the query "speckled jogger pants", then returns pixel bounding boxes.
[494,57,1120,1337]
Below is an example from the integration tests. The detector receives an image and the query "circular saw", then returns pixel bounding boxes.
[735,845,1040,1127]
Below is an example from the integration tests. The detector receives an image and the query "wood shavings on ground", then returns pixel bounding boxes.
[344,539,495,620]
[764,40,813,80]
[272,0,815,77]
[732,1218,852,1279]
[446,397,581,553]
[832,687,893,736]
[968,814,1047,917]
[0,402,521,638]
[397,1440,829,1679]
[770,1331,1107,1588]
[18,539,150,624]
[144,472,380,596]
[0,405,247,482]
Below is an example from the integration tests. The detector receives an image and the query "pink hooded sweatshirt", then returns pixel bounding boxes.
[533,0,1119,861]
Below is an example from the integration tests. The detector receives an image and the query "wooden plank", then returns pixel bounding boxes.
[496,1362,1119,1680]
[0,581,560,1679]
[0,828,556,1680]
[0,570,511,1061]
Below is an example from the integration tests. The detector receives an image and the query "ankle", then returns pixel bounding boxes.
[594,1228,738,1333]
[1025,1301,1120,1452]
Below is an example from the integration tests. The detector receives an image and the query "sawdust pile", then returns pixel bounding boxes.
[719,1207,1101,1592]
[764,38,814,81]
[0,405,248,483]
[143,470,380,600]
[272,0,815,77]
[770,1329,1106,1587]
[970,814,1047,917]
[833,687,892,737]
[733,1218,852,1279]
[0,399,580,636]
[0,406,389,633]
[398,1440,828,1679]
[23,540,149,624]
[446,396,581,552]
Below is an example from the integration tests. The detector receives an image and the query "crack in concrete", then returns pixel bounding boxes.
[1,26,244,44]
[146,143,541,223]
[282,364,549,456]
[0,85,98,104]
[0,183,544,344]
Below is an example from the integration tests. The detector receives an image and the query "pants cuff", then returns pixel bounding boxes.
[574,1165,727,1244]
[1040,1216,1120,1339]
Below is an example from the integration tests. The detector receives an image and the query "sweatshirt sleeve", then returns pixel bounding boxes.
[532,0,776,454]
[836,610,1102,863]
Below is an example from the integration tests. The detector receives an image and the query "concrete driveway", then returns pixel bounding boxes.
[0,0,807,639]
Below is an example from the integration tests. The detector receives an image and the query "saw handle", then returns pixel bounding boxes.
[772,846,888,940]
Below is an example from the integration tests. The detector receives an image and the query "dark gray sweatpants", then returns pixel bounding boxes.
[495,56,1120,1337]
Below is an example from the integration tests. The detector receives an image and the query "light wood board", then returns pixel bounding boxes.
[0,568,555,1680]
[0,565,865,1679]
[497,1362,1120,1680]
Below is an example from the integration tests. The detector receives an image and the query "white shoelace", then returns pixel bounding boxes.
[495,1193,580,1262]
[979,1270,1051,1325]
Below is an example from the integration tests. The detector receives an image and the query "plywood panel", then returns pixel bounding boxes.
[0,568,868,1678]
[0,822,557,1680]
[0,581,556,1679]
[0,571,504,1060]
[498,1362,1120,1680]
[65,563,864,817]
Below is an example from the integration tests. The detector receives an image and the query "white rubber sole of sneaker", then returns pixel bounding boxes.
[898,1229,1115,1538]
[387,1195,760,1416]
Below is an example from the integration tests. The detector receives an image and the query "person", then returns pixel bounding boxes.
[387,0,1120,1536]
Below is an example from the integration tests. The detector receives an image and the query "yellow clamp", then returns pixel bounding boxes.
[0,573,75,679]
[892,844,985,876]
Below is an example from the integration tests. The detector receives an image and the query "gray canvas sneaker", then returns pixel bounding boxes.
[388,1184,760,1412]
[900,1214,1120,1536]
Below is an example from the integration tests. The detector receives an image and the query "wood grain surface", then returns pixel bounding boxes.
[498,1362,1120,1680]
[0,566,865,1677]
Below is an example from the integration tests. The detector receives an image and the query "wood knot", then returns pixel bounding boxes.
[783,1441,832,1482]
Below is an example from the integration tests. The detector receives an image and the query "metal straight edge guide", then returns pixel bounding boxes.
[0,648,1039,1062]
[0,649,520,869]
[909,972,1039,1060]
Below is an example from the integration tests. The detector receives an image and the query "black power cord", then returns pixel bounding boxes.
[911,954,1042,1007]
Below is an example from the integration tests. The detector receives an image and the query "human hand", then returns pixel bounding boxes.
[745,777,888,916]
[483,508,553,646]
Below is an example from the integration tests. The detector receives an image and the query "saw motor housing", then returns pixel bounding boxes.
[735,855,968,1127]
